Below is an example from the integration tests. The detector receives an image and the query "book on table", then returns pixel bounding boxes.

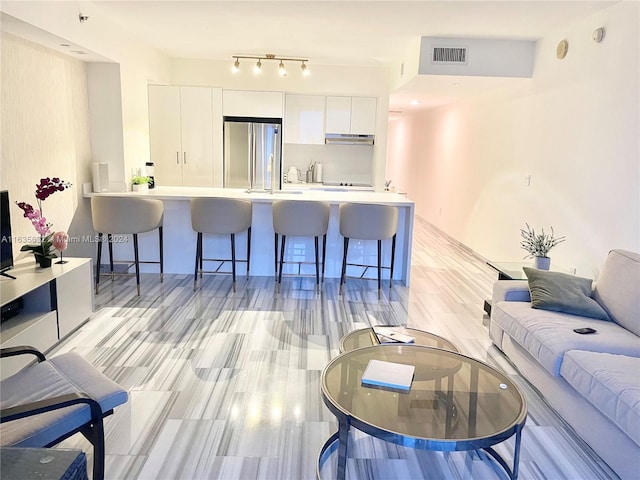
[361,359,415,391]
[373,327,415,344]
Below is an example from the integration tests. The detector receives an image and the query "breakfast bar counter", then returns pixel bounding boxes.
[84,187,415,285]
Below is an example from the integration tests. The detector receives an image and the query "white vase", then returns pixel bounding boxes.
[132,184,148,192]
[534,256,551,270]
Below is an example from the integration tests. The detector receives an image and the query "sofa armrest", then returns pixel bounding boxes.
[492,280,531,303]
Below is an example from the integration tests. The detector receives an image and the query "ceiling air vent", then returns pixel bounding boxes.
[432,46,467,64]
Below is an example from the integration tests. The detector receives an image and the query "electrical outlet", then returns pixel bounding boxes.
[524,174,531,186]
[569,266,577,275]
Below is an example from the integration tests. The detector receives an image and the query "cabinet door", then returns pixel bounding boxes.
[325,96,352,134]
[350,97,377,135]
[284,94,325,144]
[180,87,214,187]
[56,260,93,339]
[223,90,284,118]
[149,86,183,186]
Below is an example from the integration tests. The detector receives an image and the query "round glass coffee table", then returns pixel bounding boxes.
[340,326,458,353]
[318,344,527,480]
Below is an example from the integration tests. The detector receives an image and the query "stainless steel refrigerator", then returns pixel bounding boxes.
[223,117,282,191]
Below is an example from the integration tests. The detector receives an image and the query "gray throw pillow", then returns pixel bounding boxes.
[523,267,610,320]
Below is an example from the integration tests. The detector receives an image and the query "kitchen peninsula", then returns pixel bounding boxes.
[84,187,415,285]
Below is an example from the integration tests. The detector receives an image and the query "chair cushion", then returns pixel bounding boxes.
[523,267,609,320]
[0,352,128,448]
[492,301,640,376]
[560,351,640,447]
[592,249,640,336]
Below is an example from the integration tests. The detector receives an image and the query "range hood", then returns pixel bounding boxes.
[325,133,375,145]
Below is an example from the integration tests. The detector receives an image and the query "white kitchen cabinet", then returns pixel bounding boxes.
[148,86,215,187]
[284,94,325,144]
[223,90,283,118]
[350,97,377,135]
[325,96,377,135]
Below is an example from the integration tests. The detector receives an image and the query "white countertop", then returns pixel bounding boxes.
[84,186,414,207]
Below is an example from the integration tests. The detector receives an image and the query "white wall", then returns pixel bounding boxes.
[0,32,91,259]
[386,1,640,277]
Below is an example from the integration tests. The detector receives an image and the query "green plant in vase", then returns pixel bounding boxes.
[131,175,151,191]
[520,223,565,270]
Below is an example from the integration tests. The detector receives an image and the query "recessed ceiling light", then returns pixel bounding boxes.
[60,44,70,47]
[410,99,421,105]
[453,82,461,86]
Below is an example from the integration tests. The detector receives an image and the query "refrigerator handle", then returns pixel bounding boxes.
[184,152,187,164]
[249,123,257,191]
[176,152,179,164]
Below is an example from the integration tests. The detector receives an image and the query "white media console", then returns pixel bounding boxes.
[0,257,94,379]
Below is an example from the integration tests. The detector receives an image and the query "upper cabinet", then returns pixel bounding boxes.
[223,90,283,118]
[284,94,325,144]
[148,85,217,187]
[325,96,377,135]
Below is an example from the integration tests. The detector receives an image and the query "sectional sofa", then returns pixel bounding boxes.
[489,249,640,480]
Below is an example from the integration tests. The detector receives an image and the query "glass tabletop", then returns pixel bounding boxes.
[340,327,458,354]
[321,345,527,450]
[487,261,569,280]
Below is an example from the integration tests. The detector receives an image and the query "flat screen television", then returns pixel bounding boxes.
[1,190,15,278]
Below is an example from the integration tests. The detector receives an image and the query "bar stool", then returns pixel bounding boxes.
[91,196,164,296]
[272,200,330,291]
[339,203,398,298]
[190,198,252,292]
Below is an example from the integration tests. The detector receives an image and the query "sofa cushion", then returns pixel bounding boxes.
[492,300,640,375]
[560,350,640,447]
[593,249,640,336]
[523,267,609,320]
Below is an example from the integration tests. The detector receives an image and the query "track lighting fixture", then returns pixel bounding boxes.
[231,53,309,77]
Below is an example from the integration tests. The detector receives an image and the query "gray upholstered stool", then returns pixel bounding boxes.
[339,203,399,298]
[91,196,164,296]
[190,197,252,292]
[272,200,330,291]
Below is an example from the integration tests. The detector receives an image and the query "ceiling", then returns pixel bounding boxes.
[5,1,618,111]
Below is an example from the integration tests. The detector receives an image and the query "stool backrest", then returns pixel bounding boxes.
[91,197,163,234]
[339,203,398,240]
[191,198,252,234]
[272,200,330,237]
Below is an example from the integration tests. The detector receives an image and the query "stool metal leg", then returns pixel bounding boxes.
[247,226,251,277]
[159,226,164,282]
[95,232,103,294]
[390,234,397,290]
[340,237,349,295]
[322,234,327,282]
[133,233,141,296]
[193,232,201,290]
[314,236,320,290]
[231,233,237,292]
[377,239,382,299]
[199,234,204,278]
[107,234,114,281]
[278,234,287,292]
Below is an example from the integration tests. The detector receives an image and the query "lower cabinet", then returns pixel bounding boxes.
[0,258,94,379]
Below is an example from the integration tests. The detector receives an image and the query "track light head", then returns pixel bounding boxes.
[301,62,310,76]
[254,59,262,74]
[232,58,240,73]
[278,61,287,77]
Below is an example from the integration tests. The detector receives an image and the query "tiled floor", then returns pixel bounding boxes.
[53,217,618,479]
